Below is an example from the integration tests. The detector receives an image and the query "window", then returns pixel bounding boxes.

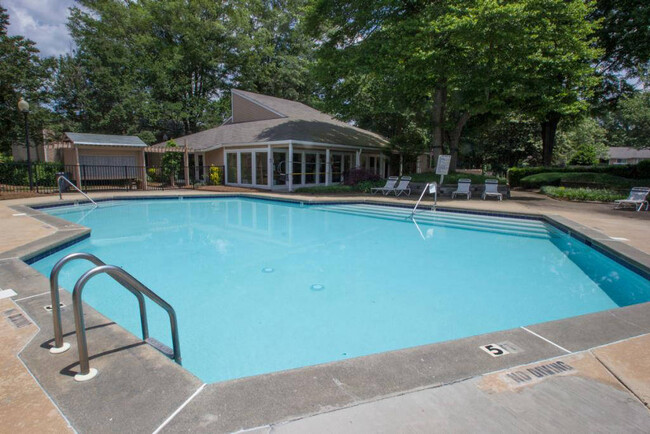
[305,153,316,184]
[255,152,268,185]
[293,153,302,185]
[241,153,252,184]
[227,153,238,183]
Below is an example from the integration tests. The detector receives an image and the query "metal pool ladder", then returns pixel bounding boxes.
[49,253,181,382]
[56,173,98,207]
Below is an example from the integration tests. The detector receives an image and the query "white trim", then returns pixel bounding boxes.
[152,383,206,434]
[181,140,385,154]
[520,326,572,354]
[231,89,288,119]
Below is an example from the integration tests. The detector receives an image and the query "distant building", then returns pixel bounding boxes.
[607,147,650,165]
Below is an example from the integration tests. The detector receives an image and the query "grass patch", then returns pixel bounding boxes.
[540,186,627,202]
[408,172,506,185]
[520,172,650,189]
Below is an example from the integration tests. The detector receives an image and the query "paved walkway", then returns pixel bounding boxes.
[249,335,650,433]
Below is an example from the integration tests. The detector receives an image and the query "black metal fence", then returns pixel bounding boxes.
[0,162,225,194]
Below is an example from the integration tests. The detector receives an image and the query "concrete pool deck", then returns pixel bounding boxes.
[0,189,649,432]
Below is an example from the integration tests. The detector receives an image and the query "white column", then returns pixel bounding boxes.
[251,152,257,186]
[380,155,386,178]
[288,141,293,192]
[399,154,403,176]
[356,150,361,168]
[325,149,331,186]
[267,144,272,189]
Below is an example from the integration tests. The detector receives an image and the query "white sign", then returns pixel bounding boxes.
[428,183,437,194]
[436,155,451,175]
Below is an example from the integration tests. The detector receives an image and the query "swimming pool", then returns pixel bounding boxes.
[32,198,650,383]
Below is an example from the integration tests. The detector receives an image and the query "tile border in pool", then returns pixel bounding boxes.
[2,192,649,432]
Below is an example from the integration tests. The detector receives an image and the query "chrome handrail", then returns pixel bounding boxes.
[72,264,181,381]
[48,253,149,354]
[410,182,437,217]
[57,173,98,207]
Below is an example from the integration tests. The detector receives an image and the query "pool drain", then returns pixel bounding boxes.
[310,284,325,291]
[262,267,274,273]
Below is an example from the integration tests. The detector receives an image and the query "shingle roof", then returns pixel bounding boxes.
[65,132,146,147]
[152,90,388,150]
[608,147,650,159]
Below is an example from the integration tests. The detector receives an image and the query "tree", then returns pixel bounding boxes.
[0,7,51,155]
[602,90,650,148]
[161,140,183,186]
[308,0,599,170]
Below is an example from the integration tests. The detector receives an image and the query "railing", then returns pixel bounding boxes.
[57,174,98,207]
[48,253,181,382]
[411,182,437,217]
[0,162,225,193]
[48,253,148,354]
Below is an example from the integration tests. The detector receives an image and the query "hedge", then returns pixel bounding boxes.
[508,159,650,187]
[519,172,647,189]
[540,186,627,202]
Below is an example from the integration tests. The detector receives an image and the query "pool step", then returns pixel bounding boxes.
[314,205,552,239]
[145,337,174,359]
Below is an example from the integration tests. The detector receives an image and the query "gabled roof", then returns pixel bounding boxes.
[152,90,388,150]
[65,132,146,147]
[608,147,650,159]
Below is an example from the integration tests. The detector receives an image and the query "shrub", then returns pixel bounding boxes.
[540,186,627,202]
[568,144,598,166]
[508,164,647,187]
[208,165,222,185]
[637,159,650,178]
[343,168,380,186]
[353,179,386,193]
[409,171,506,184]
[520,172,648,189]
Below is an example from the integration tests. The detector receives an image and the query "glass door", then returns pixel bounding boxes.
[255,152,268,186]
[305,153,317,184]
[273,152,287,186]
[293,152,303,185]
[240,152,253,184]
[226,153,238,184]
[331,154,343,183]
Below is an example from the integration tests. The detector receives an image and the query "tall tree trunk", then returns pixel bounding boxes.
[449,112,471,172]
[541,112,561,166]
[431,86,447,167]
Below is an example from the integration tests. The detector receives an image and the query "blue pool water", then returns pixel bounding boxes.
[33,198,650,383]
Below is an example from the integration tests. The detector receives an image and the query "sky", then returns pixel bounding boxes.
[3,0,76,57]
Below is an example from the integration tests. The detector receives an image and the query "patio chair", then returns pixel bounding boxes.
[451,178,472,200]
[371,176,399,195]
[481,179,502,201]
[391,176,412,197]
[614,187,650,211]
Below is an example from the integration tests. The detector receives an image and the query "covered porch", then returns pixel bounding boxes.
[222,141,389,191]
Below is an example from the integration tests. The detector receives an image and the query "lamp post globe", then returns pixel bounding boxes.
[17,97,34,191]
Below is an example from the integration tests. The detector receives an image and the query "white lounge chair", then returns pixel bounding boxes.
[371,176,399,195]
[391,176,412,197]
[481,179,502,201]
[452,178,472,200]
[614,187,650,211]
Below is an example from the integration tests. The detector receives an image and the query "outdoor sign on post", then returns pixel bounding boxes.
[436,155,451,187]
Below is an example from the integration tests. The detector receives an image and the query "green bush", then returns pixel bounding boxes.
[520,172,649,189]
[568,144,598,166]
[540,186,627,202]
[637,160,650,178]
[508,164,647,187]
[408,172,506,185]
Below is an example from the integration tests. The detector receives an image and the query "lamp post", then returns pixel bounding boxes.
[17,97,34,191]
